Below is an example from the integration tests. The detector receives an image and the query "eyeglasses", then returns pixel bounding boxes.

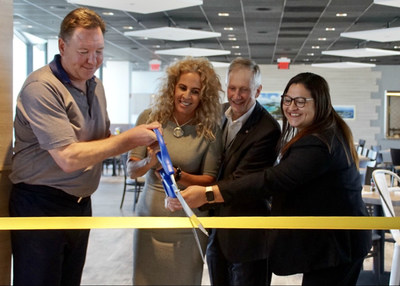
[281,95,314,108]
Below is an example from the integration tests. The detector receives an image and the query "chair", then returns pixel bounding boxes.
[365,165,380,186]
[363,205,381,282]
[371,145,382,152]
[120,153,145,210]
[102,157,114,175]
[368,149,378,161]
[390,148,400,176]
[359,139,366,149]
[362,148,369,158]
[372,169,400,285]
[360,162,377,184]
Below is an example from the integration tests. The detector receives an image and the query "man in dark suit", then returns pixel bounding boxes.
[205,58,281,285]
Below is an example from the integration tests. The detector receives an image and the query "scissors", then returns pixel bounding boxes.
[153,128,208,234]
[153,129,208,261]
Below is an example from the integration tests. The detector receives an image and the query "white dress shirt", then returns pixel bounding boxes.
[223,102,256,150]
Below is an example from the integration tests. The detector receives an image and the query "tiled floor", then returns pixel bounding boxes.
[81,174,392,285]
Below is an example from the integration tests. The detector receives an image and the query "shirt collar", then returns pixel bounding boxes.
[225,101,256,125]
[49,54,96,85]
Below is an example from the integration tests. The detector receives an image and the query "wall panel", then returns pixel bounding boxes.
[0,0,14,284]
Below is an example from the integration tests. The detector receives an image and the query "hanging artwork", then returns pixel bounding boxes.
[333,105,356,120]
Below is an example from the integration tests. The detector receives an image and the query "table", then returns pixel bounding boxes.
[362,186,400,275]
[362,186,400,206]
[103,156,121,176]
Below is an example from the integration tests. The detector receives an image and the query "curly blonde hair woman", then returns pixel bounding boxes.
[128,57,223,285]
[148,57,223,140]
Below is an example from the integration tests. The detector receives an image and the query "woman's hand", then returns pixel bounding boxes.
[165,197,182,212]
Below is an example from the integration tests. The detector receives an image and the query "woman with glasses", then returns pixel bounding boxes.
[176,72,372,285]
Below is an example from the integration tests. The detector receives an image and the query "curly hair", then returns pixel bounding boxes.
[148,57,223,141]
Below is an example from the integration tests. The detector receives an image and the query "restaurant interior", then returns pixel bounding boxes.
[2,0,400,285]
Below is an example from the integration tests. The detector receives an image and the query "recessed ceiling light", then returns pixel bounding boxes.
[232,46,240,49]
[228,37,237,41]
[394,46,400,49]
[123,26,134,30]
[218,13,229,16]
[336,13,347,17]
[341,27,400,42]
[155,47,230,57]
[102,12,114,16]
[224,27,234,31]
[322,47,400,57]
[318,38,327,41]
[234,52,241,56]
[312,62,376,68]
[374,0,400,8]
[370,58,377,62]
[326,27,336,31]
[67,0,203,14]
[307,53,315,56]
[312,46,320,49]
[125,27,220,41]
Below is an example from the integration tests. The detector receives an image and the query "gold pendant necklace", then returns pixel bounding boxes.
[173,115,192,138]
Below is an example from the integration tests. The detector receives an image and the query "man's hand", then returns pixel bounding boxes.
[127,122,161,146]
[180,185,208,208]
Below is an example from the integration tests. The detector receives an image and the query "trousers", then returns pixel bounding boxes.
[9,183,92,286]
[206,232,271,286]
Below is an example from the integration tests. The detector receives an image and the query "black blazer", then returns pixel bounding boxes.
[218,130,372,274]
[210,101,281,263]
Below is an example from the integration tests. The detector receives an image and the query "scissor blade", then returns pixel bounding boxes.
[171,175,209,236]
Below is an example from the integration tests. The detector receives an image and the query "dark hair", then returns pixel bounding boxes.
[59,8,106,42]
[279,72,358,167]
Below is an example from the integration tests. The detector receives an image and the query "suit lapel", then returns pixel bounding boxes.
[221,101,264,168]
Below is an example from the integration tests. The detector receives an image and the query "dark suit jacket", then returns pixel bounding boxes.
[218,130,372,274]
[210,101,281,263]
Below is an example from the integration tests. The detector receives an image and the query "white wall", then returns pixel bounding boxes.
[130,71,163,124]
[103,61,131,125]
[47,39,58,63]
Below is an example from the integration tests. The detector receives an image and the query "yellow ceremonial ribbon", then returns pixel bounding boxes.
[0,216,399,230]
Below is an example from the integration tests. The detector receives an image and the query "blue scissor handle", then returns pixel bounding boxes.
[158,168,176,198]
[154,129,174,175]
[153,129,177,198]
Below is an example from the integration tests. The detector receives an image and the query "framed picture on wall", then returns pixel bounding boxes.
[333,105,355,120]
[257,91,282,120]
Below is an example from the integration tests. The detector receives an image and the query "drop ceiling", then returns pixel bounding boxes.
[13,0,400,71]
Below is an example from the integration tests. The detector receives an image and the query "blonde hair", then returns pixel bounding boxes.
[148,57,223,140]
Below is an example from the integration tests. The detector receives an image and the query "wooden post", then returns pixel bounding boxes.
[0,0,14,284]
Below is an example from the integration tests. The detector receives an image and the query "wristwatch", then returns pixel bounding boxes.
[175,166,182,182]
[205,186,215,203]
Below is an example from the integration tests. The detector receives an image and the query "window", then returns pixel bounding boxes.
[385,91,400,139]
